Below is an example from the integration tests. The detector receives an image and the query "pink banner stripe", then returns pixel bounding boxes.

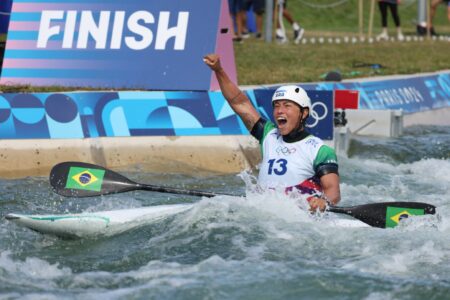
[5,40,101,50]
[211,0,236,90]
[8,21,41,31]
[9,21,78,31]
[0,77,107,86]
[2,59,114,69]
[12,3,117,12]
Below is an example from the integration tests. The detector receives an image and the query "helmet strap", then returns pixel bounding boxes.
[298,107,309,127]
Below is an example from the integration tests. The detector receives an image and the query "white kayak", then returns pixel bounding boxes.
[6,203,369,238]
[6,204,193,238]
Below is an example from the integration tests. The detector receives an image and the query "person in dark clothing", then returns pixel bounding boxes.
[229,0,247,42]
[377,0,404,41]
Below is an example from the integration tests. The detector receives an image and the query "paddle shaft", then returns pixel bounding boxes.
[50,161,231,198]
[136,183,220,198]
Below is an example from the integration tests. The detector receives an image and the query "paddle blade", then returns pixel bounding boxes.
[50,161,139,197]
[328,202,436,228]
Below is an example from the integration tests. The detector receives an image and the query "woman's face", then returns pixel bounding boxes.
[273,100,308,136]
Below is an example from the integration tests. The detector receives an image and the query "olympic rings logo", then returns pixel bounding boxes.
[306,101,328,128]
[276,146,296,155]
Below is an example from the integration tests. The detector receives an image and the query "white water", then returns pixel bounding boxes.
[1,126,449,299]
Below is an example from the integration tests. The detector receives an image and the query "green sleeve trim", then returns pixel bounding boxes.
[313,145,338,169]
[260,121,276,144]
[260,121,276,155]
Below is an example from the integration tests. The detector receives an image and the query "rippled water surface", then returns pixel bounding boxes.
[1,125,449,299]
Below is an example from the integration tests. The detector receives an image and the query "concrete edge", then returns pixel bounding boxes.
[0,135,261,179]
[403,107,450,127]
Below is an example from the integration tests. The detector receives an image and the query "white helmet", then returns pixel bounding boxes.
[272,85,311,108]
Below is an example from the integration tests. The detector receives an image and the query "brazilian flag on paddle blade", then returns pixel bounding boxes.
[385,206,425,228]
[65,167,105,191]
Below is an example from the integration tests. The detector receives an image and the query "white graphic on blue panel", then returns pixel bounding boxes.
[209,92,231,120]
[246,90,270,120]
[209,91,248,134]
[168,106,202,128]
[109,107,130,137]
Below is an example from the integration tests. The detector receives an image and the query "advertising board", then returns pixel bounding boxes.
[0,89,333,140]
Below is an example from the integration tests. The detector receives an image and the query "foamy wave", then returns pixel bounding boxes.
[0,251,72,292]
[398,158,450,181]
[342,156,400,174]
[341,236,448,279]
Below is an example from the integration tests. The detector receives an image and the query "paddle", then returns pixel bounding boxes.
[50,161,228,198]
[328,202,436,228]
[50,161,436,229]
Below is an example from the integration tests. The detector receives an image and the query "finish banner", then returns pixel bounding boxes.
[0,0,236,90]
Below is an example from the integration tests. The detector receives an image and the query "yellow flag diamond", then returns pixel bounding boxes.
[390,210,412,224]
[66,167,105,191]
[72,170,98,187]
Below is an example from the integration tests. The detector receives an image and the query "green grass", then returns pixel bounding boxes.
[284,0,449,34]
[234,39,450,85]
[234,0,450,84]
[0,0,449,91]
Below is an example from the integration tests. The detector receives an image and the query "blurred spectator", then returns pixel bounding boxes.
[376,0,404,41]
[429,0,450,35]
[229,0,247,42]
[243,0,265,39]
[274,0,304,44]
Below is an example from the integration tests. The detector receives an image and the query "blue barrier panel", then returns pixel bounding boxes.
[301,72,450,113]
[0,0,12,35]
[0,89,334,140]
[1,0,236,91]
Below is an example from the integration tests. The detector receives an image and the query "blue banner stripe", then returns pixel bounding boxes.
[2,68,155,79]
[4,49,193,60]
[5,50,113,60]
[13,0,117,3]
[7,31,39,40]
[175,128,222,135]
[10,12,41,22]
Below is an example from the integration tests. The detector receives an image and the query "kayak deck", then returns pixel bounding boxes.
[6,204,193,238]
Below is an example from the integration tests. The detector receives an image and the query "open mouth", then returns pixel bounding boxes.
[277,117,287,126]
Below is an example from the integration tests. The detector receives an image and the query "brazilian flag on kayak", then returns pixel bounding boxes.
[385,206,425,228]
[65,167,105,192]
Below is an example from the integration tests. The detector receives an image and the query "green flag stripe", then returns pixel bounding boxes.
[385,207,425,228]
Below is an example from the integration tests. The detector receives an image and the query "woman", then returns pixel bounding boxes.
[377,0,404,41]
[203,53,340,212]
